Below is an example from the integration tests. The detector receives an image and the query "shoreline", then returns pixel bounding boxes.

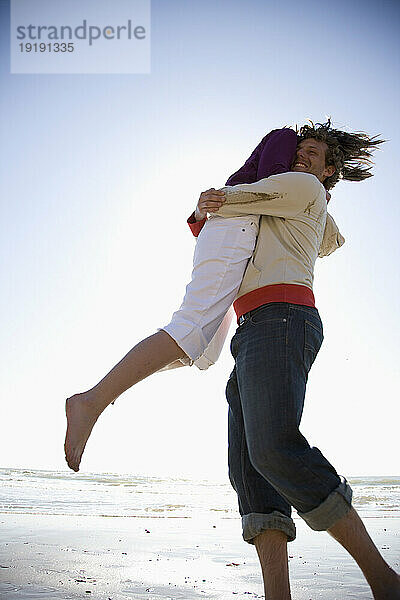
[1,512,399,599]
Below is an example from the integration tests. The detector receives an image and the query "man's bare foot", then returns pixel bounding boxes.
[372,569,400,600]
[64,392,104,472]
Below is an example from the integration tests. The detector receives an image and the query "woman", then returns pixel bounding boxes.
[64,127,300,472]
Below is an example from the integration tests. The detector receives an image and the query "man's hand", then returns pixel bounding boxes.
[195,188,226,221]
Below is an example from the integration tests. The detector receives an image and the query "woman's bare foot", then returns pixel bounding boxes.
[64,392,104,472]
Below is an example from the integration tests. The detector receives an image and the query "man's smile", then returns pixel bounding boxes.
[292,160,309,170]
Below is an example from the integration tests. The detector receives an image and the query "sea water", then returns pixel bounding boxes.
[1,468,399,520]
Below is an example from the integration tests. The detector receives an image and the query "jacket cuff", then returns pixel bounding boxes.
[187,212,207,237]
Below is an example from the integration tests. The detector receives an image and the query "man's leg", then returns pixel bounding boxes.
[327,507,400,600]
[226,365,294,599]
[232,303,399,597]
[252,505,400,600]
[254,530,291,600]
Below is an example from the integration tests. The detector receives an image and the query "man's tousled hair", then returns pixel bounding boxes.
[296,119,385,191]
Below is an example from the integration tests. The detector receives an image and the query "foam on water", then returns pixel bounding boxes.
[0,468,399,520]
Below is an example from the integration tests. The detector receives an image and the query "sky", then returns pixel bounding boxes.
[0,0,399,481]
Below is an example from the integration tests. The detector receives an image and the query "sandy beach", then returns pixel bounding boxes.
[1,512,399,599]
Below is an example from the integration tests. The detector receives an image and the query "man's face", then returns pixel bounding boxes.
[291,138,335,184]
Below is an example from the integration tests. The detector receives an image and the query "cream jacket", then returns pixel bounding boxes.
[218,172,345,299]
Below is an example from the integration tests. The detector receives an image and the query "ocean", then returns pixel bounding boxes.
[1,468,399,520]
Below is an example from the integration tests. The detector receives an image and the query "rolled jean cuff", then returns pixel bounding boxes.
[298,476,353,531]
[242,511,296,544]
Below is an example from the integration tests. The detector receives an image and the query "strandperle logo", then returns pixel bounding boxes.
[11,0,151,74]
[16,19,146,46]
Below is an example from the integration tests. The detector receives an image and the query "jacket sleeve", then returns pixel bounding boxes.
[187,212,206,237]
[318,213,345,257]
[217,172,323,219]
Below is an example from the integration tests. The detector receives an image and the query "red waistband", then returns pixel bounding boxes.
[233,284,315,320]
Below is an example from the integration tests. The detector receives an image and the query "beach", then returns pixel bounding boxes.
[0,469,399,599]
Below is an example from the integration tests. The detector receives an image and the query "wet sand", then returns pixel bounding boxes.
[0,512,399,599]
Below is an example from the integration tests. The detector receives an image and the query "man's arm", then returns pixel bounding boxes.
[187,187,226,237]
[187,170,322,237]
[217,172,324,219]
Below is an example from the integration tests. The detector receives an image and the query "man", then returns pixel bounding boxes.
[191,121,399,599]
[65,121,399,598]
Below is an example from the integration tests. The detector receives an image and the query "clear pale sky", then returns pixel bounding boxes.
[0,0,399,480]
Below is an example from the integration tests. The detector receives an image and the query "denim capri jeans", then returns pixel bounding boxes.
[226,302,352,543]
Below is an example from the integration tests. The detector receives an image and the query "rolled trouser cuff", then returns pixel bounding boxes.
[298,476,353,531]
[242,511,296,544]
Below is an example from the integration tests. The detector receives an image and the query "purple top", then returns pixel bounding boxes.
[187,128,299,237]
[225,128,297,186]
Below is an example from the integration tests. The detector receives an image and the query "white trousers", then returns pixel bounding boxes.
[161,215,258,370]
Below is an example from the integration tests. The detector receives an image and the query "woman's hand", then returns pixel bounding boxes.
[195,188,226,221]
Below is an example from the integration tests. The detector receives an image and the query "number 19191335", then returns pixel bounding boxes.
[19,42,74,52]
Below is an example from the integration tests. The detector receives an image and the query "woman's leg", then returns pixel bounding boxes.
[64,330,186,472]
[65,217,257,472]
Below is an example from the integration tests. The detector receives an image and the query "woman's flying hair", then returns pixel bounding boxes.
[296,118,385,190]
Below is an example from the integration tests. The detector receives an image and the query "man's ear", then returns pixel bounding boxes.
[324,165,335,178]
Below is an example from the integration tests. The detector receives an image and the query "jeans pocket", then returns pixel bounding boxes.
[249,305,288,326]
[304,319,323,372]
